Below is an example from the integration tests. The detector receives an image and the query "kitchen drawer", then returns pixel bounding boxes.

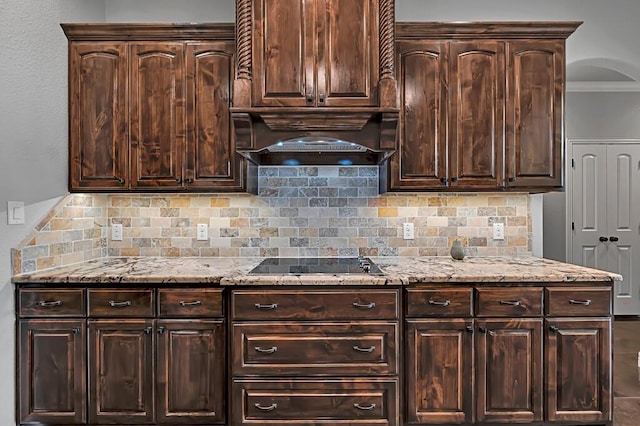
[88,289,154,317]
[406,287,472,317]
[476,287,543,317]
[18,288,85,317]
[545,287,611,316]
[158,288,223,317]
[232,321,398,376]
[232,378,398,426]
[231,289,399,320]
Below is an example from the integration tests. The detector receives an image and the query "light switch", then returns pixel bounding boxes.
[7,201,25,225]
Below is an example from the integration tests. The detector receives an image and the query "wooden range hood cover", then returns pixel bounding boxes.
[231,0,399,165]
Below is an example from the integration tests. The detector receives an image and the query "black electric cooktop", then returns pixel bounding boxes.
[248,257,385,276]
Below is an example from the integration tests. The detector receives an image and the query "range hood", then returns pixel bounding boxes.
[232,108,399,166]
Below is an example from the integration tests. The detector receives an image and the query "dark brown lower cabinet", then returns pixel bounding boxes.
[19,320,86,424]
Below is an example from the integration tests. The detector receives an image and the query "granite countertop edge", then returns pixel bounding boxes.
[12,256,623,286]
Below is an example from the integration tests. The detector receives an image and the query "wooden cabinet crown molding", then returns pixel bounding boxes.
[61,23,235,41]
[396,21,583,39]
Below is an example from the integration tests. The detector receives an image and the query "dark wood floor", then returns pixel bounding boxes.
[614,319,640,425]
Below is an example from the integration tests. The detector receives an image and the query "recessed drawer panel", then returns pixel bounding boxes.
[232,378,398,426]
[406,288,472,317]
[19,288,85,317]
[231,289,399,320]
[476,287,543,317]
[158,288,223,317]
[545,287,611,316]
[88,289,154,317]
[232,321,398,376]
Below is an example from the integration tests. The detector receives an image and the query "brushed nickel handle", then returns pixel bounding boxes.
[499,300,522,306]
[254,346,277,354]
[354,403,376,411]
[569,299,592,306]
[353,345,375,353]
[254,403,277,411]
[428,299,451,307]
[108,300,132,307]
[254,303,278,310]
[179,300,202,307]
[352,302,376,309]
[38,300,62,307]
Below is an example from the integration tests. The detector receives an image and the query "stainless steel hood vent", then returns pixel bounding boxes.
[267,138,369,153]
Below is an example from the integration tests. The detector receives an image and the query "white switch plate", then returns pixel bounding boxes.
[196,223,208,241]
[493,222,505,240]
[402,222,414,240]
[111,223,123,241]
[7,201,25,225]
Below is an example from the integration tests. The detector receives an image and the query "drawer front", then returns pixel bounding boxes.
[546,287,611,316]
[158,288,223,317]
[232,378,398,426]
[232,321,398,376]
[231,289,399,320]
[406,288,472,317]
[88,289,154,317]
[19,288,85,317]
[476,287,543,317]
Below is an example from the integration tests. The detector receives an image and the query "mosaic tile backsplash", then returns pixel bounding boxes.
[13,166,532,274]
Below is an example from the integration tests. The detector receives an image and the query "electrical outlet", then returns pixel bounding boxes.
[493,222,505,240]
[196,223,208,241]
[403,222,414,240]
[112,223,123,241]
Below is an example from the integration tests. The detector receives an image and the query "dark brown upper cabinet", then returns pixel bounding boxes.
[64,24,251,193]
[389,22,580,192]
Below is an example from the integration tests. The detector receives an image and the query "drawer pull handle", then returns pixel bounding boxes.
[354,403,376,411]
[428,299,451,307]
[254,403,277,411]
[254,346,277,354]
[38,300,62,307]
[499,300,522,306]
[255,303,278,310]
[569,299,592,306]
[108,300,132,308]
[179,300,202,307]
[353,345,376,353]
[352,302,376,309]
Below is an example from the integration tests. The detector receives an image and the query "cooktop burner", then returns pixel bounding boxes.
[248,257,385,276]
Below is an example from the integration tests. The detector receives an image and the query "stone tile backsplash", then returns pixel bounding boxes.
[13,166,532,274]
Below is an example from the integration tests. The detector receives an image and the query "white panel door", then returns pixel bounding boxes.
[570,142,640,315]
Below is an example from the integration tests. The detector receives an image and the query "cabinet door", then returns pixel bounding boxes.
[130,42,185,189]
[88,319,154,424]
[546,318,612,423]
[406,319,473,424]
[476,318,543,423]
[316,0,379,107]
[252,0,313,107]
[156,320,226,424]
[19,320,86,424]
[185,42,245,191]
[506,40,564,189]
[390,41,447,190]
[449,41,505,189]
[69,42,128,191]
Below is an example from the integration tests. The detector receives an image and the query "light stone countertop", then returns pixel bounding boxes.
[12,256,622,286]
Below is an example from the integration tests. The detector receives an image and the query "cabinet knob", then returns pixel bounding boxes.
[610,236,619,242]
[143,327,153,334]
[175,177,183,184]
[72,328,81,334]
[157,326,165,334]
[549,325,559,332]
[450,177,458,183]
[440,177,448,184]
[508,177,516,182]
[478,327,487,334]
[466,325,474,334]
[117,177,125,184]
[599,236,609,242]
[185,178,194,184]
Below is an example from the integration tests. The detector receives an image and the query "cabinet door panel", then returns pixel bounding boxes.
[19,320,86,424]
[88,319,154,424]
[449,41,504,189]
[406,319,473,424]
[391,41,447,190]
[506,40,564,188]
[476,318,543,423]
[185,42,245,190]
[546,318,611,422]
[130,42,185,188]
[157,320,226,424]
[69,42,128,190]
